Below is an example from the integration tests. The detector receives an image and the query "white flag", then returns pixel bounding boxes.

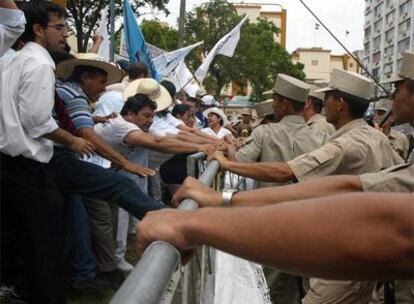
[194,15,248,82]
[154,41,203,78]
[97,6,110,61]
[170,61,200,97]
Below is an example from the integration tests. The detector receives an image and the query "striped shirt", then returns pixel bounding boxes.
[55,80,94,130]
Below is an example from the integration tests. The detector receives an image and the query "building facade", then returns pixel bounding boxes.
[362,0,413,86]
[291,47,360,84]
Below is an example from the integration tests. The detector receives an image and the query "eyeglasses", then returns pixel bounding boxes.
[46,24,68,32]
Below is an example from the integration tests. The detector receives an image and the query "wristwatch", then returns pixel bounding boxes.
[222,189,238,207]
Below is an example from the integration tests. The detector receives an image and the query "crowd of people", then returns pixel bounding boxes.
[0,0,413,303]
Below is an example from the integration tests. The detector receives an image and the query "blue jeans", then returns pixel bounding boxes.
[65,195,96,282]
[50,147,164,219]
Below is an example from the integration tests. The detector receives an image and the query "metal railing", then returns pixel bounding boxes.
[110,154,220,304]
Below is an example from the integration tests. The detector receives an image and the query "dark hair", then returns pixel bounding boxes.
[116,59,130,72]
[161,80,176,99]
[402,79,414,94]
[50,49,75,65]
[172,104,191,117]
[208,112,224,126]
[121,94,157,115]
[329,90,369,118]
[128,63,149,80]
[21,1,67,43]
[309,96,324,113]
[68,65,107,83]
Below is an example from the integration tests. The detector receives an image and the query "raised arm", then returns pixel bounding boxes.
[137,193,414,281]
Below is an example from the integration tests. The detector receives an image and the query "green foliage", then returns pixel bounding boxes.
[66,0,169,52]
[141,20,179,51]
[183,0,305,101]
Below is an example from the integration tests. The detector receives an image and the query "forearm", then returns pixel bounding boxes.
[232,175,363,207]
[223,160,294,182]
[44,128,76,147]
[0,0,18,9]
[176,131,217,145]
[78,128,127,167]
[184,193,414,280]
[156,137,204,154]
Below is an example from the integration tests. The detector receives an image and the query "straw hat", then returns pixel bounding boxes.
[123,78,172,112]
[316,69,375,101]
[56,53,123,85]
[203,107,229,126]
[263,74,310,103]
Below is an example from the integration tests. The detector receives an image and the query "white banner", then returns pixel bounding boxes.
[154,41,203,78]
[97,6,110,61]
[170,61,200,97]
[194,15,248,83]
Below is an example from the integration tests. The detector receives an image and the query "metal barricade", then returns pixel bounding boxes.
[110,153,221,304]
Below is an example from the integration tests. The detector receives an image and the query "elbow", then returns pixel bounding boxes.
[270,164,295,183]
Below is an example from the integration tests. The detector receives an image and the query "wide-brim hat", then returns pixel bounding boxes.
[123,78,172,112]
[56,53,123,85]
[201,95,216,106]
[382,52,414,84]
[203,107,229,126]
[316,69,375,101]
[263,74,310,103]
[240,108,252,116]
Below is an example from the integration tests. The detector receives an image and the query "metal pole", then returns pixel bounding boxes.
[109,0,115,62]
[178,0,186,48]
[110,159,220,304]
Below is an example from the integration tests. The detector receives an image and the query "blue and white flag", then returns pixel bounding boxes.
[195,15,248,83]
[123,0,160,81]
[153,41,203,78]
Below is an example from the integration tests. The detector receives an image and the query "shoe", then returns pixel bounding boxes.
[117,260,134,273]
[72,276,111,292]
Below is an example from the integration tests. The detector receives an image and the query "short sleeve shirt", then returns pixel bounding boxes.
[288,119,405,182]
[201,127,233,139]
[94,91,124,116]
[359,163,414,193]
[149,114,180,137]
[235,115,329,188]
[55,80,95,130]
[388,128,409,160]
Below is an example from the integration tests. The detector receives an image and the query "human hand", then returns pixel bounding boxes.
[68,136,95,157]
[207,151,230,169]
[92,34,104,44]
[136,209,197,262]
[123,161,156,177]
[171,177,222,208]
[198,143,217,155]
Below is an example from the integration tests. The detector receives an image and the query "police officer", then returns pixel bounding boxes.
[209,69,404,304]
[251,99,275,128]
[304,85,336,136]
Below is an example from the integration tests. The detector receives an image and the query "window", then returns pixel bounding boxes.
[349,63,354,68]
[374,19,383,32]
[383,63,392,74]
[399,0,412,17]
[385,28,394,41]
[373,36,381,49]
[398,19,411,34]
[311,60,318,66]
[364,42,370,53]
[384,45,394,55]
[398,38,410,53]
[386,11,395,24]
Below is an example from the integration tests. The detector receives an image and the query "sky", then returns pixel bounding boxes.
[145,0,365,54]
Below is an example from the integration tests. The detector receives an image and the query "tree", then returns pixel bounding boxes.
[141,20,179,51]
[66,0,169,53]
[183,0,305,100]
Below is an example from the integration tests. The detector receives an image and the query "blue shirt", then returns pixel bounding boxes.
[55,80,95,130]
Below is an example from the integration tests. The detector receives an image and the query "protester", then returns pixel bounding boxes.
[201,107,234,139]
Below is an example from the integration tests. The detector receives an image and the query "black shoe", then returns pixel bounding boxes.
[72,276,112,292]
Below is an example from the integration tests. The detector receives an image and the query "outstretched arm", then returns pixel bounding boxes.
[210,151,295,183]
[137,193,414,281]
[171,174,362,208]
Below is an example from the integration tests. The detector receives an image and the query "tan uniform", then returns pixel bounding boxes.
[406,131,414,163]
[287,119,404,304]
[388,128,409,159]
[307,113,336,136]
[236,115,329,188]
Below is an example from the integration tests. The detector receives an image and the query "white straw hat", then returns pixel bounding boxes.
[123,78,172,112]
[203,107,229,126]
[56,53,123,85]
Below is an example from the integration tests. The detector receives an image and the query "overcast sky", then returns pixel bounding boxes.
[146,0,365,54]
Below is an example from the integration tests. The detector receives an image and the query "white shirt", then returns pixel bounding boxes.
[0,7,26,57]
[0,42,59,162]
[201,127,232,139]
[94,115,149,190]
[94,90,124,116]
[149,114,181,137]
